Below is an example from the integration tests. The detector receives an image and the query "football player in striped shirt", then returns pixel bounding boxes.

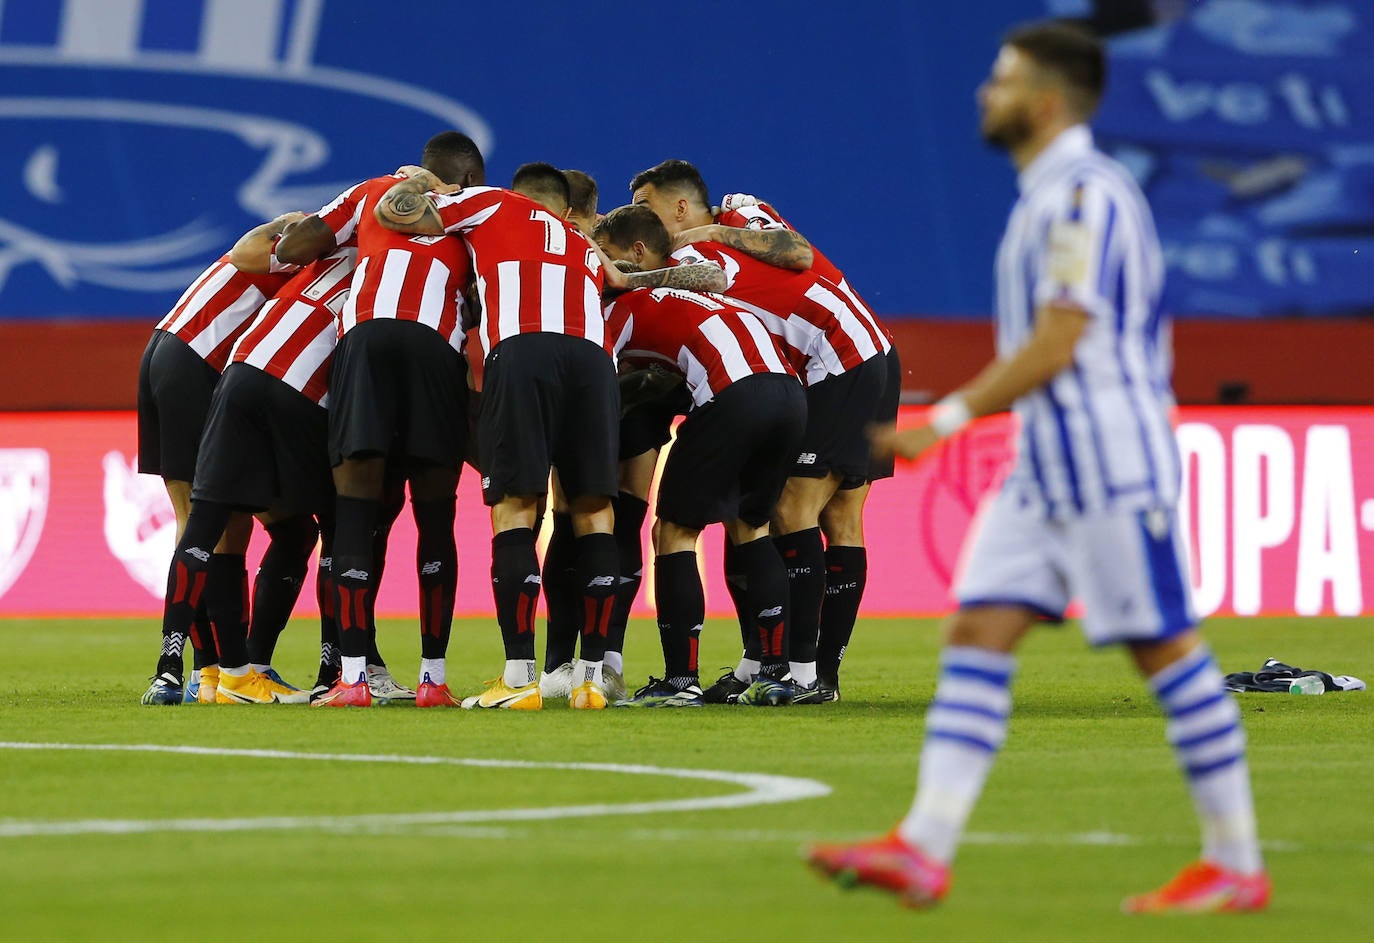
[148,234,360,705]
[276,132,486,708]
[137,213,299,705]
[806,22,1268,914]
[699,185,902,702]
[634,167,891,706]
[595,205,806,706]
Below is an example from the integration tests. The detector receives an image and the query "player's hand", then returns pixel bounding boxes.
[672,224,723,250]
[273,211,307,226]
[395,164,427,179]
[720,193,761,211]
[868,422,940,461]
[431,181,462,195]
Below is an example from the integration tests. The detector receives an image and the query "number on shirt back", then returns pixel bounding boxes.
[531,209,567,255]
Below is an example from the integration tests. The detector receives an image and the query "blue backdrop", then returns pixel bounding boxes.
[0,0,1368,321]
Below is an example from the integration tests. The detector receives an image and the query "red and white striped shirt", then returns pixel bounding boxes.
[228,246,357,407]
[669,242,884,387]
[717,201,892,350]
[606,288,795,409]
[155,255,291,372]
[431,187,607,357]
[315,175,473,350]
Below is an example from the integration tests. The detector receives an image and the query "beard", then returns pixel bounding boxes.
[981,109,1033,152]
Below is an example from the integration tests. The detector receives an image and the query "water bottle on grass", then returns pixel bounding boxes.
[1289,675,1326,695]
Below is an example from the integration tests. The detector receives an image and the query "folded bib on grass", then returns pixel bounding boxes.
[1224,658,1366,694]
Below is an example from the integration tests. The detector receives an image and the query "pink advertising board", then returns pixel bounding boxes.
[1,407,1372,619]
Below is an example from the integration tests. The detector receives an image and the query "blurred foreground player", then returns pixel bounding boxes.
[806,22,1268,913]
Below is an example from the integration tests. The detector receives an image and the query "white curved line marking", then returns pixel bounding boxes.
[0,742,830,838]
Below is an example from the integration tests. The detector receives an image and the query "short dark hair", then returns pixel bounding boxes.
[422,131,485,185]
[511,162,571,212]
[1005,21,1106,116]
[593,204,672,259]
[629,159,710,210]
[562,169,598,218]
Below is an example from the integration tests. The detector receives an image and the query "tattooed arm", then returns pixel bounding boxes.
[672,224,813,271]
[622,262,728,293]
[373,169,448,234]
[229,211,307,273]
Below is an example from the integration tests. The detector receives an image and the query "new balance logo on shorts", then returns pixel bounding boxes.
[588,575,615,588]
[339,568,370,580]
[420,560,442,575]
[758,606,783,618]
[481,476,491,490]
[184,547,210,563]
[797,452,818,465]
[524,574,542,585]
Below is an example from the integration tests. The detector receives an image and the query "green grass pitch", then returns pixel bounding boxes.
[2,614,1370,941]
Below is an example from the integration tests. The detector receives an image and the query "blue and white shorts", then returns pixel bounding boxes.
[954,488,1197,646]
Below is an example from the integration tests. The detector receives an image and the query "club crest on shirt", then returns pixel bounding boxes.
[101,451,177,598]
[0,0,492,318]
[0,449,49,600]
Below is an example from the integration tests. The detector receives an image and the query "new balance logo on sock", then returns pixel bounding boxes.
[481,476,491,489]
[339,568,370,580]
[319,556,332,568]
[758,606,783,618]
[523,574,542,584]
[420,561,442,575]
[588,575,615,587]
[184,547,210,563]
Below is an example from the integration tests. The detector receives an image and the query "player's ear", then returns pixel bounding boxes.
[633,241,647,264]
[676,197,690,222]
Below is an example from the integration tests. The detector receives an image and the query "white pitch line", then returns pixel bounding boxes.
[0,741,830,838]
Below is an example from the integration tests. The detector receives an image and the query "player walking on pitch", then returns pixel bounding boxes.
[806,22,1269,912]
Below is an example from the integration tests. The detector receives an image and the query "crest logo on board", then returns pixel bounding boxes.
[0,449,49,600]
[102,451,177,598]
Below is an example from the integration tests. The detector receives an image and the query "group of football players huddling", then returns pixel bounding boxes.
[138,133,900,712]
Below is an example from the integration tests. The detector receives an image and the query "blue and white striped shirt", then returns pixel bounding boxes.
[994,125,1180,519]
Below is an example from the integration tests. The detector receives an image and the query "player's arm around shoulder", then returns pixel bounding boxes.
[671,222,813,271]
[373,167,451,235]
[229,211,307,273]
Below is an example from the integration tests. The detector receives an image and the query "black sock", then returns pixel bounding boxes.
[163,501,233,671]
[735,535,790,676]
[606,492,648,659]
[413,496,457,661]
[331,495,379,659]
[723,535,760,661]
[654,551,703,680]
[576,532,618,664]
[818,545,867,683]
[158,627,188,680]
[247,515,317,665]
[492,528,539,662]
[316,530,339,667]
[207,553,249,669]
[541,512,579,671]
[774,527,825,668]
